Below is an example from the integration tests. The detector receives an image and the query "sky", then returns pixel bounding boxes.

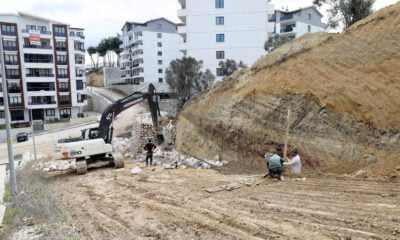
[3,0,399,62]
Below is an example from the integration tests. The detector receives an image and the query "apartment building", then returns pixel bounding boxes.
[177,0,274,80]
[120,18,182,92]
[0,12,87,126]
[268,6,326,40]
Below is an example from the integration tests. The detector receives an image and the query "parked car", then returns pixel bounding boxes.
[16,132,28,142]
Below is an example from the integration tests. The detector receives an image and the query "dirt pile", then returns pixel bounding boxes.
[177,3,400,175]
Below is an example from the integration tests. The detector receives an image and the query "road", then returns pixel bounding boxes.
[50,163,400,240]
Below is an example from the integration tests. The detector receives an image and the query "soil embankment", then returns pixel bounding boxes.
[177,3,400,176]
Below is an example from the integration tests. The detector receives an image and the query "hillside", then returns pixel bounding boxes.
[176,3,400,176]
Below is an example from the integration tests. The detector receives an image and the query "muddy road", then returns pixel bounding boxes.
[49,160,400,240]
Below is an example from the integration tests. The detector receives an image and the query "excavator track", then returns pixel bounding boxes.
[113,153,125,169]
[76,160,88,175]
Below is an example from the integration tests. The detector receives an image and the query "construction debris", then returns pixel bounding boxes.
[130,166,142,175]
[205,181,252,193]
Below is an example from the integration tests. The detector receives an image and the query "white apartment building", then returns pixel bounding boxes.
[268,6,326,40]
[120,18,182,92]
[177,0,275,80]
[0,12,87,127]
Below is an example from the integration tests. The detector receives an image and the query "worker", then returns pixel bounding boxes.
[144,139,156,167]
[264,147,284,180]
[284,149,302,174]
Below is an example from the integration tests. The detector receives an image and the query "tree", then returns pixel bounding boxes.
[96,39,108,67]
[87,46,97,69]
[313,0,375,29]
[109,36,123,67]
[218,59,247,77]
[165,57,215,105]
[264,35,290,52]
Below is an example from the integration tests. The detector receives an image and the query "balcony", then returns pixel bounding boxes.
[26,73,54,78]
[24,45,52,49]
[280,15,294,21]
[76,73,84,78]
[59,88,69,92]
[57,61,68,65]
[56,47,67,51]
[280,27,295,33]
[6,75,21,80]
[9,102,23,107]
[8,87,21,93]
[28,101,56,105]
[57,74,69,78]
[59,101,71,105]
[2,31,17,36]
[22,29,52,35]
[3,46,17,51]
[5,61,18,65]
[74,48,85,53]
[54,32,66,37]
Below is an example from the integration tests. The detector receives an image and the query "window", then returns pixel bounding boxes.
[308,13,312,20]
[54,26,66,36]
[158,69,163,74]
[1,25,16,35]
[56,41,67,51]
[60,108,71,118]
[5,54,18,64]
[216,34,225,42]
[3,40,17,50]
[76,80,84,90]
[58,68,68,78]
[57,55,67,65]
[0,111,4,119]
[158,60,163,65]
[308,25,311,32]
[216,68,225,77]
[157,33,162,38]
[11,110,24,121]
[59,82,68,90]
[158,51,163,56]
[216,16,224,25]
[216,51,225,59]
[46,109,55,116]
[38,26,47,33]
[215,0,224,8]
[157,42,162,47]
[10,97,22,105]
[159,78,163,83]
[26,25,36,31]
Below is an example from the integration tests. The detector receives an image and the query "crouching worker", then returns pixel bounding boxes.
[264,148,284,181]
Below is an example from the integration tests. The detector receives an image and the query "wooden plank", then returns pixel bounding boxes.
[205,181,251,193]
[283,108,292,161]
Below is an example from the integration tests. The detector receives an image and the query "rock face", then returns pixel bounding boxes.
[176,3,400,175]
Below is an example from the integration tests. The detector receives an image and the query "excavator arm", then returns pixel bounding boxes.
[97,84,161,144]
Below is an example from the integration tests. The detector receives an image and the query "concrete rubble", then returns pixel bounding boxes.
[36,160,75,172]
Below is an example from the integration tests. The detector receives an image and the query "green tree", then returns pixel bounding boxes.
[108,36,123,67]
[165,57,215,106]
[87,46,97,69]
[313,0,375,29]
[264,35,290,52]
[96,39,108,67]
[218,59,247,77]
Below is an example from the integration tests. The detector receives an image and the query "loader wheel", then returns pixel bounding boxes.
[76,160,88,175]
[113,153,125,169]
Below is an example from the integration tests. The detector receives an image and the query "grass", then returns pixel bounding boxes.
[0,125,5,130]
[0,163,82,239]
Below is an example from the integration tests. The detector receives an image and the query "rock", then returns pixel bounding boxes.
[201,163,211,169]
[131,166,142,175]
[214,155,220,161]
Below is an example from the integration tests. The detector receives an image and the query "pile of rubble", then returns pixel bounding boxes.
[113,137,132,155]
[35,160,75,172]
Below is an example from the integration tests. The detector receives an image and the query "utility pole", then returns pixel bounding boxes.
[0,34,18,199]
[29,109,37,161]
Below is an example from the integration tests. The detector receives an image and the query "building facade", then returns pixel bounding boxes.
[177,0,275,80]
[268,6,326,40]
[120,18,182,92]
[0,12,87,126]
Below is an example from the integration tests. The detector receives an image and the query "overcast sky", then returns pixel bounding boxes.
[4,0,398,61]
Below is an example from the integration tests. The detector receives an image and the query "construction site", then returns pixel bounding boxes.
[1,2,400,240]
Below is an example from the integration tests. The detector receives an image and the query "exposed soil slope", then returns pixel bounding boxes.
[177,3,400,174]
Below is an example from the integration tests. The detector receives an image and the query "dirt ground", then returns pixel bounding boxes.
[48,160,400,240]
